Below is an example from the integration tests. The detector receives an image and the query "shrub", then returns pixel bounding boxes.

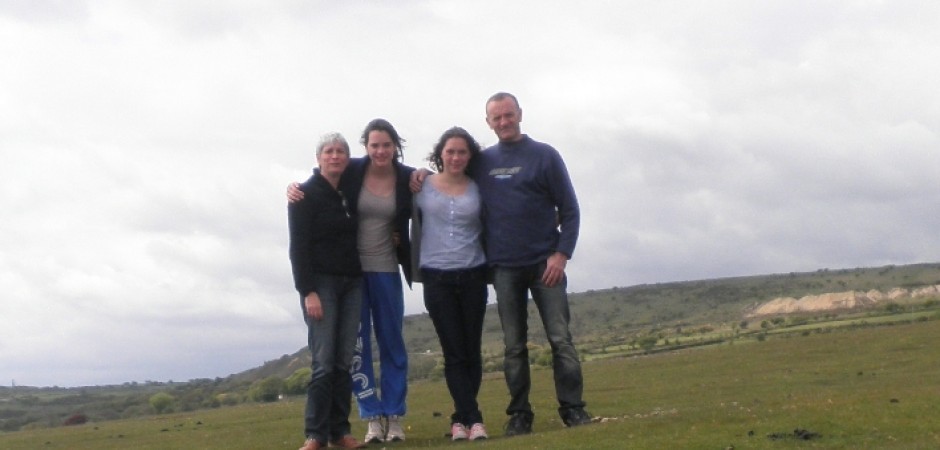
[534,348,553,367]
[216,393,240,406]
[429,360,445,381]
[284,368,312,396]
[408,355,439,381]
[638,336,658,353]
[62,413,87,426]
[885,302,904,314]
[149,393,175,414]
[484,360,502,373]
[248,376,285,403]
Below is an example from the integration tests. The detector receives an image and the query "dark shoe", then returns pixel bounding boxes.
[504,412,533,437]
[298,438,323,450]
[561,407,593,427]
[330,435,367,449]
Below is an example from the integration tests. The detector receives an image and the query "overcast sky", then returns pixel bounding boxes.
[2,1,938,387]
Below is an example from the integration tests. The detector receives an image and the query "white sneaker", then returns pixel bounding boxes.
[451,423,469,441]
[468,423,488,440]
[364,418,385,443]
[386,415,406,441]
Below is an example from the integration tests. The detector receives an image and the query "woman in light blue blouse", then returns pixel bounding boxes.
[412,127,489,441]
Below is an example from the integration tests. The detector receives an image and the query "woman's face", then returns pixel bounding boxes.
[317,142,349,179]
[365,130,395,167]
[441,137,471,176]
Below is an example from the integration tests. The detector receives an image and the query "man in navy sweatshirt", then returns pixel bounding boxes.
[475,92,591,436]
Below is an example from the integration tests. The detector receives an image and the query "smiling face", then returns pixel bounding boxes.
[365,130,396,167]
[441,137,471,176]
[317,141,349,180]
[485,96,523,143]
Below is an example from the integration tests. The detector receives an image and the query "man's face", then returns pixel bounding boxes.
[317,142,349,179]
[485,97,523,143]
[366,130,396,167]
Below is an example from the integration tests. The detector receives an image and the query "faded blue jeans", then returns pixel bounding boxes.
[493,262,586,418]
[301,274,362,444]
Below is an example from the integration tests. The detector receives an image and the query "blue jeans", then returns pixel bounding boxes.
[301,274,362,444]
[350,272,408,418]
[422,266,488,426]
[494,263,586,417]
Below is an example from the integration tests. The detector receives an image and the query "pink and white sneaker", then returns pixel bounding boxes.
[451,423,469,441]
[468,423,488,440]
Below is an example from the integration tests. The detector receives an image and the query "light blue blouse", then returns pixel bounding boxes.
[415,177,485,270]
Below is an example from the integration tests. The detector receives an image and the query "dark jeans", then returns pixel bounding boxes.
[493,263,586,417]
[422,266,488,426]
[301,274,362,444]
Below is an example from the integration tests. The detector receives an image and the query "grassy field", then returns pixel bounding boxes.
[2,318,939,449]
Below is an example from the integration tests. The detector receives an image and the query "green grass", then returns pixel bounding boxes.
[3,319,940,449]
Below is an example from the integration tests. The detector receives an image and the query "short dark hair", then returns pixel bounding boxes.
[426,126,482,174]
[360,118,405,161]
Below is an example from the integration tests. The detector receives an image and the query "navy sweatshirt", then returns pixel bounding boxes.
[473,135,580,267]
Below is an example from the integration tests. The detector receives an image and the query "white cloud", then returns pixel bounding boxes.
[2,0,939,386]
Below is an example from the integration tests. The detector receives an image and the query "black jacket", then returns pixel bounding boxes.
[339,157,415,287]
[288,170,361,297]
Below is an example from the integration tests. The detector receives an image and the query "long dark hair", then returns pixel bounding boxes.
[426,126,482,174]
[360,118,405,161]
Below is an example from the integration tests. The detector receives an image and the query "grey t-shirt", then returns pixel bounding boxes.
[358,188,398,273]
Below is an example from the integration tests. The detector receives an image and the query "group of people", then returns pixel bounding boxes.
[286,92,591,450]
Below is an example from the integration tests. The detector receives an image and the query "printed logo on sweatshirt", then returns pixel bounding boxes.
[489,166,521,179]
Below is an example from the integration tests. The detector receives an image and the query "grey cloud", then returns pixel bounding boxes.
[3,0,940,387]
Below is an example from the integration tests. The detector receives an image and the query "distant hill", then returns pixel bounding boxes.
[236,262,940,381]
[5,262,937,432]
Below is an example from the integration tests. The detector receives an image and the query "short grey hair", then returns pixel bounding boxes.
[486,91,521,110]
[316,132,350,157]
